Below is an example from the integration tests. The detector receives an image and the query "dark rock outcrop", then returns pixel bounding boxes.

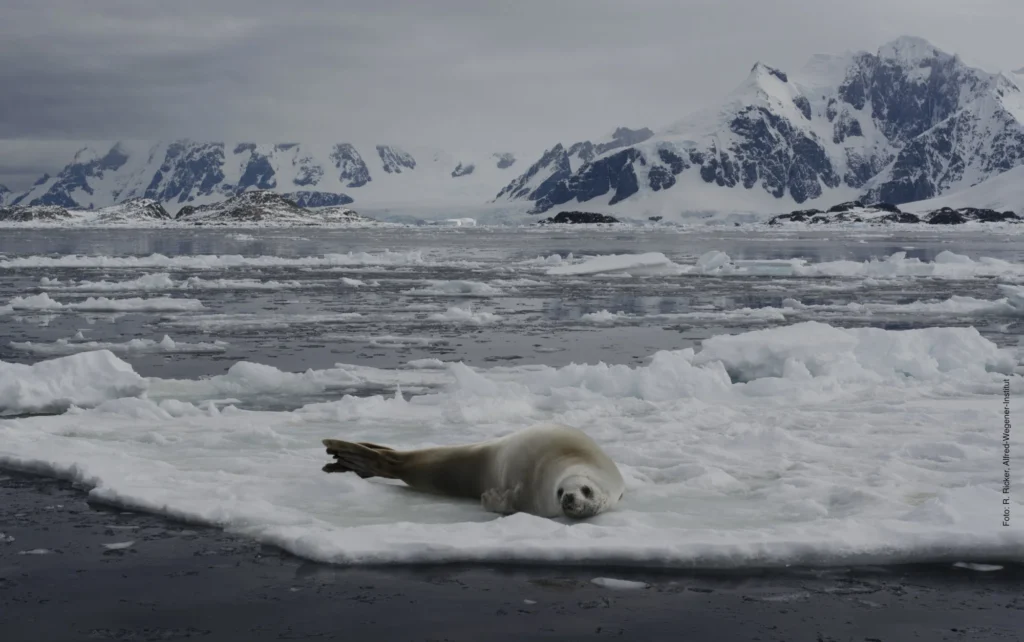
[533,148,644,212]
[0,205,75,222]
[827,200,865,213]
[18,144,131,208]
[793,96,812,120]
[495,144,573,202]
[925,207,1020,224]
[176,191,305,224]
[376,145,416,174]
[770,203,1018,225]
[237,151,277,191]
[144,142,227,204]
[329,144,371,187]
[878,212,921,223]
[282,191,354,208]
[493,153,516,169]
[174,191,363,226]
[451,162,475,178]
[594,127,654,155]
[540,211,620,224]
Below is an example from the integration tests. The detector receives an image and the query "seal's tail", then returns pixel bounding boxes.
[321,439,401,479]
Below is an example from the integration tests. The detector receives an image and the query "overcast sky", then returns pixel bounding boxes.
[1,0,1022,189]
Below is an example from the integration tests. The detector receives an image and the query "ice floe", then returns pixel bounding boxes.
[1,321,1020,567]
[0,350,147,415]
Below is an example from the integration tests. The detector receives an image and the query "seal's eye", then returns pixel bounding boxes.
[557,489,564,499]
[581,486,593,499]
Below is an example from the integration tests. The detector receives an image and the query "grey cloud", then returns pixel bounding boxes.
[1,0,1022,189]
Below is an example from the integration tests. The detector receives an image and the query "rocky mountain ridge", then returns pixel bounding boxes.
[7,141,522,213]
[496,36,1024,216]
[0,191,365,226]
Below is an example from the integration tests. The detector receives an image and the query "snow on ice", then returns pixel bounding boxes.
[545,250,1024,281]
[8,293,204,313]
[427,306,501,325]
[1,321,1021,567]
[0,350,147,415]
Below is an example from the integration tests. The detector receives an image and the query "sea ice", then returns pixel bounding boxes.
[1,321,1020,567]
[591,578,650,590]
[8,293,203,313]
[427,306,501,325]
[403,280,505,297]
[0,350,147,415]
[0,250,426,270]
[10,335,228,357]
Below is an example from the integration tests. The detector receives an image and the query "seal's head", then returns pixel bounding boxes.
[556,474,616,519]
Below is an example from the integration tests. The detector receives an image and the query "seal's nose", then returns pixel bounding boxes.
[561,492,575,508]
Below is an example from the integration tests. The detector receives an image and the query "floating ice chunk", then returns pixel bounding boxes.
[18,548,55,555]
[997,284,1024,311]
[340,277,365,287]
[8,292,203,312]
[580,310,630,324]
[933,250,974,264]
[0,532,13,544]
[324,334,444,348]
[179,277,308,291]
[427,306,500,325]
[591,577,650,590]
[0,250,425,270]
[404,280,505,297]
[520,252,572,268]
[694,250,733,274]
[9,292,63,310]
[41,273,176,292]
[406,358,449,369]
[693,321,1016,384]
[0,350,147,415]
[102,541,135,551]
[952,562,1003,572]
[10,335,229,356]
[547,252,684,277]
[159,312,362,330]
[39,273,307,292]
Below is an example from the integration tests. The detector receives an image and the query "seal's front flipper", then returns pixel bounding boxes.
[481,484,522,515]
[322,439,401,479]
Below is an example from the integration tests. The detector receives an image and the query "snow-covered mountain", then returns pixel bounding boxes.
[8,141,526,213]
[903,165,1024,214]
[498,36,1024,217]
[6,36,1021,221]
[0,184,10,205]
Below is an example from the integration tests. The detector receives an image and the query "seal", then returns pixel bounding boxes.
[320,422,625,519]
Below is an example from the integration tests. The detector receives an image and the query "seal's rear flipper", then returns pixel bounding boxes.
[356,442,395,452]
[322,439,401,479]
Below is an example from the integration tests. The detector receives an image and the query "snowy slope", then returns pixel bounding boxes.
[904,166,1024,214]
[9,140,533,214]
[499,36,1024,220]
